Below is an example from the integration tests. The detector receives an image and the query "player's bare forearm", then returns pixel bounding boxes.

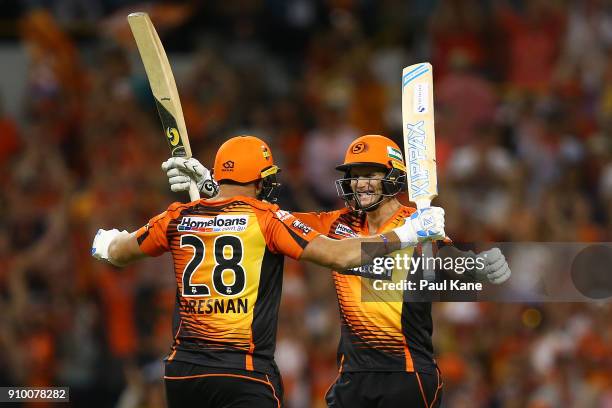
[107,232,147,267]
[300,233,401,270]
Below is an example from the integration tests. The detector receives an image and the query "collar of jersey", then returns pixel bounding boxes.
[365,205,414,235]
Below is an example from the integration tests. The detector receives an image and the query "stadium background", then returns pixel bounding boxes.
[0,1,611,407]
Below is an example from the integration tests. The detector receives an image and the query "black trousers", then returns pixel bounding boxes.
[326,370,443,408]
[165,360,283,408]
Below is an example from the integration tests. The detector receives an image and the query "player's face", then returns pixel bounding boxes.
[349,166,385,208]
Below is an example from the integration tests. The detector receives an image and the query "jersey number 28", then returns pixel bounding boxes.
[180,235,246,297]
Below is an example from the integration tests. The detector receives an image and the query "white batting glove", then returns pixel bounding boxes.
[392,207,446,249]
[91,228,125,264]
[161,157,218,198]
[469,248,511,284]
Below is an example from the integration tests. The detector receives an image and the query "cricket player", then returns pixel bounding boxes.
[92,135,447,408]
[164,135,511,408]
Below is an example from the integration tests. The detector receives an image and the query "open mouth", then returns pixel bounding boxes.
[357,191,375,200]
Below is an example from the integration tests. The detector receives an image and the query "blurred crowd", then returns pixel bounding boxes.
[0,1,611,407]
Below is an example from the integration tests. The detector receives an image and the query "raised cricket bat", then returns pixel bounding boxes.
[127,12,200,201]
[402,62,438,281]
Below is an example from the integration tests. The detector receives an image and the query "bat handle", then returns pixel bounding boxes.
[416,199,436,282]
[188,180,200,201]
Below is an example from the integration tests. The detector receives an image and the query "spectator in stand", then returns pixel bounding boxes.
[301,101,358,210]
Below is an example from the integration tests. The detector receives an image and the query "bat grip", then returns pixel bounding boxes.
[416,199,436,281]
[188,180,200,201]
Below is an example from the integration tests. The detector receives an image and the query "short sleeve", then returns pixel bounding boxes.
[264,210,321,259]
[292,210,344,234]
[135,202,182,256]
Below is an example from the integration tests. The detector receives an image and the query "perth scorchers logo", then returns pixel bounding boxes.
[351,142,367,154]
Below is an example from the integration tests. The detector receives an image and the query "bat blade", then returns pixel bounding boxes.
[402,62,437,207]
[127,12,200,201]
[402,62,438,280]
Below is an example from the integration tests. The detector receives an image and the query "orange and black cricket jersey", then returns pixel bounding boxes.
[296,206,437,374]
[136,196,320,374]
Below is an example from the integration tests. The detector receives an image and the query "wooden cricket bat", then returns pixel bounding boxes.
[127,12,200,201]
[402,62,438,281]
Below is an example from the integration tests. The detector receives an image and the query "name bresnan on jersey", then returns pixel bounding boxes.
[178,215,249,233]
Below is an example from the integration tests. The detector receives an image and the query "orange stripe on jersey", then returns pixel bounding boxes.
[332,272,407,355]
[167,319,183,362]
[246,334,255,371]
[404,342,414,372]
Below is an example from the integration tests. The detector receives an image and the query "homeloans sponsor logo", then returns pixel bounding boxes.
[334,223,357,238]
[178,215,248,233]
